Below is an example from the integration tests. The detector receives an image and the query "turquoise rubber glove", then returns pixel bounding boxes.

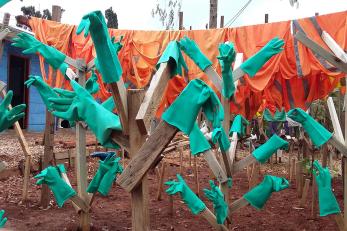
[85,70,100,95]
[162,79,224,135]
[263,108,286,122]
[240,37,284,77]
[287,108,332,148]
[0,210,7,228]
[48,79,122,149]
[101,96,116,112]
[252,134,288,164]
[12,33,68,75]
[0,90,26,132]
[98,156,123,196]
[244,175,289,209]
[189,122,211,155]
[0,0,10,7]
[25,75,58,111]
[165,174,206,215]
[157,41,188,76]
[217,43,236,98]
[313,160,341,216]
[35,166,76,207]
[95,36,123,73]
[77,11,122,83]
[203,180,228,224]
[179,36,212,71]
[212,127,231,152]
[87,153,123,195]
[229,115,249,137]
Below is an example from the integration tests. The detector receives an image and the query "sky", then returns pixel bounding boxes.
[1,0,347,30]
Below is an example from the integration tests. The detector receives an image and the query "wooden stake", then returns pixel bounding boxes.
[156,162,166,201]
[200,208,228,231]
[193,155,199,196]
[300,179,310,207]
[179,146,184,175]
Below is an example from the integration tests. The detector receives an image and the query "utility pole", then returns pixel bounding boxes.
[209,0,217,28]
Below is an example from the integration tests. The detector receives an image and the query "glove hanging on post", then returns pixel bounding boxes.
[48,79,122,149]
[0,210,7,228]
[0,90,26,132]
[35,166,76,207]
[162,79,224,135]
[12,33,68,76]
[240,37,284,77]
[25,75,59,111]
[85,70,100,95]
[263,108,286,122]
[287,108,332,148]
[178,36,212,71]
[217,42,236,98]
[157,40,188,76]
[252,134,288,164]
[243,175,289,209]
[313,160,341,216]
[203,180,228,224]
[212,127,231,152]
[77,11,122,83]
[189,122,211,155]
[229,114,249,138]
[165,174,206,215]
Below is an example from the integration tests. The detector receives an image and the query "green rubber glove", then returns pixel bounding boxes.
[178,36,212,71]
[0,210,7,228]
[98,156,123,196]
[252,134,288,164]
[244,175,289,209]
[25,75,58,111]
[189,122,211,155]
[35,166,76,207]
[162,79,224,135]
[229,115,249,137]
[0,0,10,7]
[217,43,236,98]
[77,11,122,83]
[12,33,68,75]
[240,37,284,77]
[263,108,286,122]
[94,36,123,74]
[85,70,100,95]
[157,40,188,76]
[203,180,228,224]
[48,79,122,149]
[165,174,206,215]
[87,153,122,195]
[0,90,26,132]
[287,108,332,148]
[212,127,231,152]
[101,96,116,112]
[313,160,341,216]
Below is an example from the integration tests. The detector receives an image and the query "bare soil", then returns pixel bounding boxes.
[0,129,343,230]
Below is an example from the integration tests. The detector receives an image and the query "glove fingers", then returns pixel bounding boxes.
[8,112,25,125]
[8,104,26,116]
[0,210,4,219]
[0,217,7,227]
[49,97,73,105]
[0,91,13,109]
[52,108,75,121]
[53,88,75,98]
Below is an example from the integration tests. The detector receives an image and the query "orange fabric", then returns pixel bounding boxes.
[27,10,347,119]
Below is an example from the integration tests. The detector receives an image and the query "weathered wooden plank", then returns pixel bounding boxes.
[321,31,347,63]
[229,197,249,213]
[136,63,171,134]
[64,56,85,71]
[86,59,95,72]
[110,130,130,152]
[202,149,228,183]
[117,121,178,192]
[329,135,347,157]
[294,31,347,73]
[232,154,257,174]
[200,208,229,231]
[204,66,222,92]
[128,89,150,230]
[110,79,128,135]
[327,97,344,142]
[0,28,10,41]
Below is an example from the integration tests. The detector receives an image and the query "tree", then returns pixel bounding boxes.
[151,0,182,30]
[105,7,118,29]
[20,6,52,20]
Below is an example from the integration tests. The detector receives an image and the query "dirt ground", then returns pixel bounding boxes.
[0,129,344,230]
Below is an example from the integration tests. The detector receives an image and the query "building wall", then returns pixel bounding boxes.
[0,40,46,132]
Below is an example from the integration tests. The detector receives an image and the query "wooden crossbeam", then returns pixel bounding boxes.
[232,154,257,174]
[0,28,10,41]
[64,56,86,72]
[294,31,347,73]
[200,208,229,231]
[229,197,249,214]
[136,63,171,134]
[110,130,130,152]
[117,121,178,192]
[203,150,228,183]
[321,31,347,63]
[110,79,129,135]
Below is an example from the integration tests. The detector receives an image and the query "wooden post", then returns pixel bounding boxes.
[300,179,310,207]
[220,15,224,28]
[179,11,183,30]
[209,0,218,29]
[344,76,347,228]
[75,59,90,231]
[193,155,199,196]
[128,89,150,231]
[52,5,62,22]
[265,13,269,23]
[156,162,166,201]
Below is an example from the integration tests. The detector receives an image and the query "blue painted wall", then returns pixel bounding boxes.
[0,40,46,132]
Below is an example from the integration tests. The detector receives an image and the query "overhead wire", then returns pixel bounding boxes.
[224,0,253,27]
